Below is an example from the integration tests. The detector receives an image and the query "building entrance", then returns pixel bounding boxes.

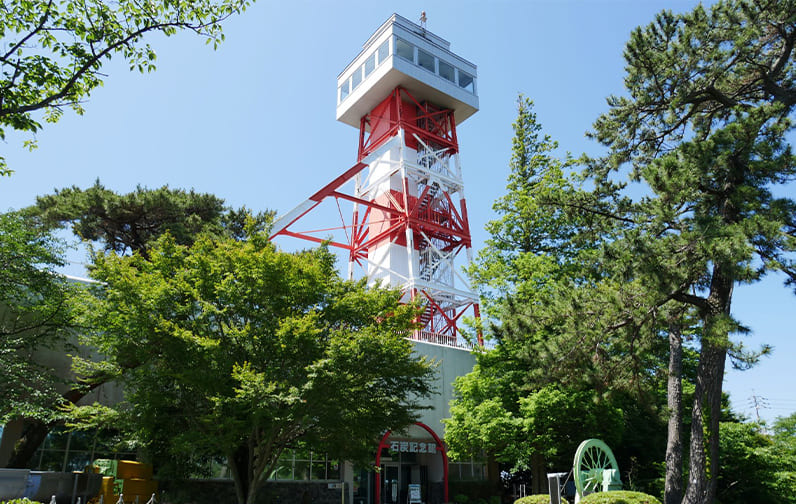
[375,423,448,504]
[381,462,400,504]
[380,461,430,504]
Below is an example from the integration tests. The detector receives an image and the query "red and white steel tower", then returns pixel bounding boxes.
[271,14,480,346]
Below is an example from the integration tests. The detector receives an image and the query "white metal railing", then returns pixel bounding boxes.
[408,330,475,350]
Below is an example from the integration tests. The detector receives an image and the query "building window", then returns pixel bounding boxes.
[364,53,376,78]
[352,66,362,90]
[449,458,486,481]
[458,71,475,93]
[339,79,350,102]
[377,39,390,64]
[438,60,455,83]
[270,450,340,481]
[417,49,435,73]
[396,38,414,62]
[29,427,137,472]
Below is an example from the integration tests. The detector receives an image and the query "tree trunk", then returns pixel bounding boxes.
[664,323,683,504]
[4,384,101,468]
[486,455,501,492]
[246,477,260,504]
[682,266,733,504]
[228,444,252,504]
[531,451,547,494]
[5,418,50,468]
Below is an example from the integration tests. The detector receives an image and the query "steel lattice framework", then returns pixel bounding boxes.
[271,87,481,347]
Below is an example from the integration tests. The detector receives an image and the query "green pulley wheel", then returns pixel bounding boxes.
[573,439,621,502]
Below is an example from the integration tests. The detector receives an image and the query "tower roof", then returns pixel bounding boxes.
[336,14,479,129]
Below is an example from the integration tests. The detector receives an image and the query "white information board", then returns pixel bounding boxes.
[408,484,422,504]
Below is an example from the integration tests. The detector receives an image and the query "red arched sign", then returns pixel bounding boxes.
[374,422,448,504]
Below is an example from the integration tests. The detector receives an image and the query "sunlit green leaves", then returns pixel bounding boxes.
[77,232,434,503]
[0,211,81,423]
[717,421,793,504]
[0,0,251,175]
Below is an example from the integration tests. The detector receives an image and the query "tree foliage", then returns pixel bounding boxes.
[579,491,661,504]
[514,496,569,504]
[716,421,794,504]
[769,413,796,502]
[444,357,524,465]
[30,180,273,258]
[467,97,667,397]
[587,2,796,502]
[0,0,250,175]
[0,211,80,423]
[448,98,665,495]
[76,232,436,504]
[3,183,272,468]
[455,2,796,502]
[467,95,585,318]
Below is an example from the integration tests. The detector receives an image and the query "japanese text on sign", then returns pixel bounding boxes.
[389,441,437,454]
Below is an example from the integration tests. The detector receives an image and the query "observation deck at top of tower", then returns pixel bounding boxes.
[336,14,479,129]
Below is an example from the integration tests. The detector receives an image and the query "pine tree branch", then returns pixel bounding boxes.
[671,291,709,311]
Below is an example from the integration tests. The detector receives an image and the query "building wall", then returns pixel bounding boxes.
[412,341,475,439]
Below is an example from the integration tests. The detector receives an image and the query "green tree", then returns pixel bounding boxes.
[773,413,796,440]
[31,180,273,258]
[518,386,624,471]
[0,211,79,423]
[449,97,666,495]
[466,95,584,319]
[445,368,626,494]
[77,232,436,504]
[716,421,790,504]
[0,211,98,471]
[444,353,524,475]
[4,183,272,468]
[588,2,796,502]
[467,97,667,400]
[0,0,250,175]
[769,413,796,500]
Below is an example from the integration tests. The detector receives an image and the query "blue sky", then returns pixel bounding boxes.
[1,0,793,424]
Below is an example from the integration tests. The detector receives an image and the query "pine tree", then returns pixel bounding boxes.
[589,2,796,502]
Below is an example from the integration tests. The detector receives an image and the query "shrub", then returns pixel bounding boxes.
[1,500,37,504]
[514,495,569,504]
[579,490,661,504]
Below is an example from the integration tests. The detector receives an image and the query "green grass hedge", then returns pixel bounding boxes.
[579,491,661,504]
[514,495,569,504]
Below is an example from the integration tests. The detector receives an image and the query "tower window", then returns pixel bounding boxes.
[458,71,474,93]
[339,79,350,102]
[377,39,390,65]
[439,60,455,82]
[352,66,362,89]
[364,53,376,77]
[417,49,435,73]
[396,38,413,62]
